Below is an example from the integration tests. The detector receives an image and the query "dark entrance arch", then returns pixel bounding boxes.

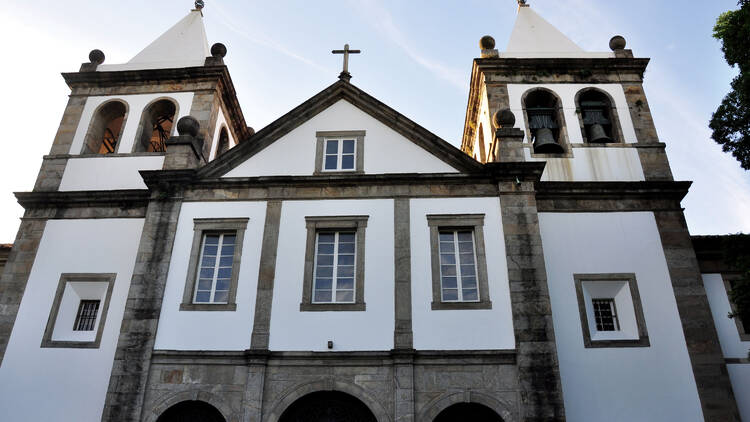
[156,400,226,422]
[434,402,504,422]
[279,391,377,422]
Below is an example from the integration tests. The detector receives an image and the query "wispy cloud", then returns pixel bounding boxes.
[351,0,467,91]
[210,2,332,75]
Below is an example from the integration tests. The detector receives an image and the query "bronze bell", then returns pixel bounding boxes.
[533,128,564,154]
[588,123,613,143]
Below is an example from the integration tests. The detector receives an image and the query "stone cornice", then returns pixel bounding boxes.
[536,180,692,212]
[15,189,150,209]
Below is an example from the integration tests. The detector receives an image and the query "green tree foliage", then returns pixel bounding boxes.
[710,0,750,169]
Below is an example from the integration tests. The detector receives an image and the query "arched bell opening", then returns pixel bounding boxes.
[477,122,487,163]
[523,89,565,154]
[135,98,178,153]
[81,100,128,154]
[215,126,230,157]
[577,89,618,143]
[278,391,377,422]
[433,402,504,422]
[156,400,226,422]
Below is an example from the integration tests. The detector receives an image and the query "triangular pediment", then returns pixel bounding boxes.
[199,81,482,179]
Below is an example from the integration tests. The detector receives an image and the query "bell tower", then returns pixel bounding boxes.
[461,2,672,182]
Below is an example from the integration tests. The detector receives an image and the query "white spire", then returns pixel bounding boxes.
[502,5,612,58]
[98,9,211,71]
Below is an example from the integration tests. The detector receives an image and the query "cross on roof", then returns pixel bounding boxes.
[332,44,361,81]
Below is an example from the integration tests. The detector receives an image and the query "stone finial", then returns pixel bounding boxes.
[177,116,200,137]
[479,36,495,50]
[211,43,227,58]
[493,109,516,129]
[194,0,205,10]
[88,49,105,65]
[609,35,627,51]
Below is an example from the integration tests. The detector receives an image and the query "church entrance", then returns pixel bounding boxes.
[279,391,378,422]
[433,402,504,422]
[156,400,226,422]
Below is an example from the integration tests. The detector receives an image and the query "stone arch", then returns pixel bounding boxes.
[80,98,129,154]
[520,87,569,154]
[574,86,624,143]
[133,96,180,152]
[417,391,514,422]
[266,379,391,422]
[144,390,238,422]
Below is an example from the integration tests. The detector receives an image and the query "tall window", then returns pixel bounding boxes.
[135,99,177,152]
[73,300,100,331]
[313,231,356,303]
[324,138,356,171]
[82,100,127,154]
[578,89,616,143]
[523,89,565,154]
[438,230,479,302]
[194,233,236,304]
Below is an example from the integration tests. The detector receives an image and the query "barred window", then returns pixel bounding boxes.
[438,230,479,302]
[592,298,620,331]
[194,233,236,304]
[73,300,101,331]
[313,231,356,303]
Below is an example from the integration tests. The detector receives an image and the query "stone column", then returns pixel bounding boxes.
[250,200,283,350]
[622,83,673,181]
[654,209,740,421]
[499,180,565,421]
[493,110,526,163]
[393,198,414,422]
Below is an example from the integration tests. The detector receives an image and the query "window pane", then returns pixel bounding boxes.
[462,276,477,289]
[440,253,456,265]
[215,279,230,291]
[199,268,215,279]
[338,233,355,243]
[317,243,334,254]
[442,289,458,301]
[318,233,335,243]
[338,243,355,254]
[314,290,332,302]
[213,290,229,303]
[441,276,457,289]
[441,265,457,276]
[217,268,232,279]
[315,278,332,290]
[460,264,476,276]
[325,155,338,170]
[457,232,473,242]
[222,234,236,245]
[195,291,211,302]
[458,241,474,253]
[204,235,220,245]
[326,140,339,154]
[203,245,218,256]
[337,277,354,290]
[197,278,213,290]
[201,256,215,267]
[459,253,475,265]
[219,256,233,267]
[221,245,235,256]
[342,139,355,153]
[439,232,454,242]
[439,241,455,253]
[462,289,478,301]
[317,254,334,266]
[336,290,354,303]
[316,265,333,277]
[337,266,354,278]
[341,155,354,169]
[337,254,354,266]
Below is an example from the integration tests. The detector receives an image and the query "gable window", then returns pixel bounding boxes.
[134,98,178,152]
[73,300,101,331]
[427,214,491,310]
[81,100,128,155]
[576,89,621,143]
[180,218,248,311]
[574,273,649,348]
[522,89,566,154]
[302,216,368,311]
[314,131,365,174]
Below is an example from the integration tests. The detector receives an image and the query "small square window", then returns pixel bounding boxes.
[315,131,364,174]
[73,300,101,331]
[427,214,492,310]
[180,218,248,311]
[592,298,619,331]
[301,216,368,311]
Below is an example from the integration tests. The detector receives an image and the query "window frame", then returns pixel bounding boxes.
[41,273,116,349]
[301,215,368,311]
[574,273,650,348]
[314,131,365,174]
[180,218,248,312]
[427,214,492,310]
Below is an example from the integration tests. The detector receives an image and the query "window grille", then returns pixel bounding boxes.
[313,231,356,303]
[73,300,100,331]
[592,298,620,331]
[438,230,479,302]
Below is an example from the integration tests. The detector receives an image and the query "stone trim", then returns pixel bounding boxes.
[426,214,491,310]
[314,131,365,174]
[393,198,413,349]
[180,218,248,312]
[40,273,116,349]
[573,273,650,348]
[300,216,368,312]
[722,275,750,341]
[250,201,283,349]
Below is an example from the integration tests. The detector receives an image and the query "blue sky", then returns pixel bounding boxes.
[0,0,748,242]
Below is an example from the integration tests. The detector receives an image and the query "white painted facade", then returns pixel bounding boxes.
[224,99,459,178]
[539,212,704,422]
[0,218,144,421]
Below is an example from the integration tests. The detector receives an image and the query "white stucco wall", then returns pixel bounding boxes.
[59,155,164,191]
[410,198,515,350]
[208,107,237,161]
[728,364,750,422]
[0,218,144,421]
[268,199,395,351]
[154,201,267,351]
[224,99,459,177]
[539,212,704,422]
[703,273,750,358]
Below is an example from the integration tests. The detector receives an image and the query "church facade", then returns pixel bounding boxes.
[0,3,747,421]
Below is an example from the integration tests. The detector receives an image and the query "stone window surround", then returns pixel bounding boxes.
[573,87,625,144]
[723,274,750,341]
[301,215,368,311]
[314,131,365,175]
[41,273,116,349]
[520,87,574,159]
[180,218,248,312]
[427,214,492,310]
[573,273,650,348]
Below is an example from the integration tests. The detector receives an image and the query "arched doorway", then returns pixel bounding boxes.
[433,402,503,422]
[156,400,226,422]
[279,391,377,422]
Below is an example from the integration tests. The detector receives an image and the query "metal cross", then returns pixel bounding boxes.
[332,44,361,80]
